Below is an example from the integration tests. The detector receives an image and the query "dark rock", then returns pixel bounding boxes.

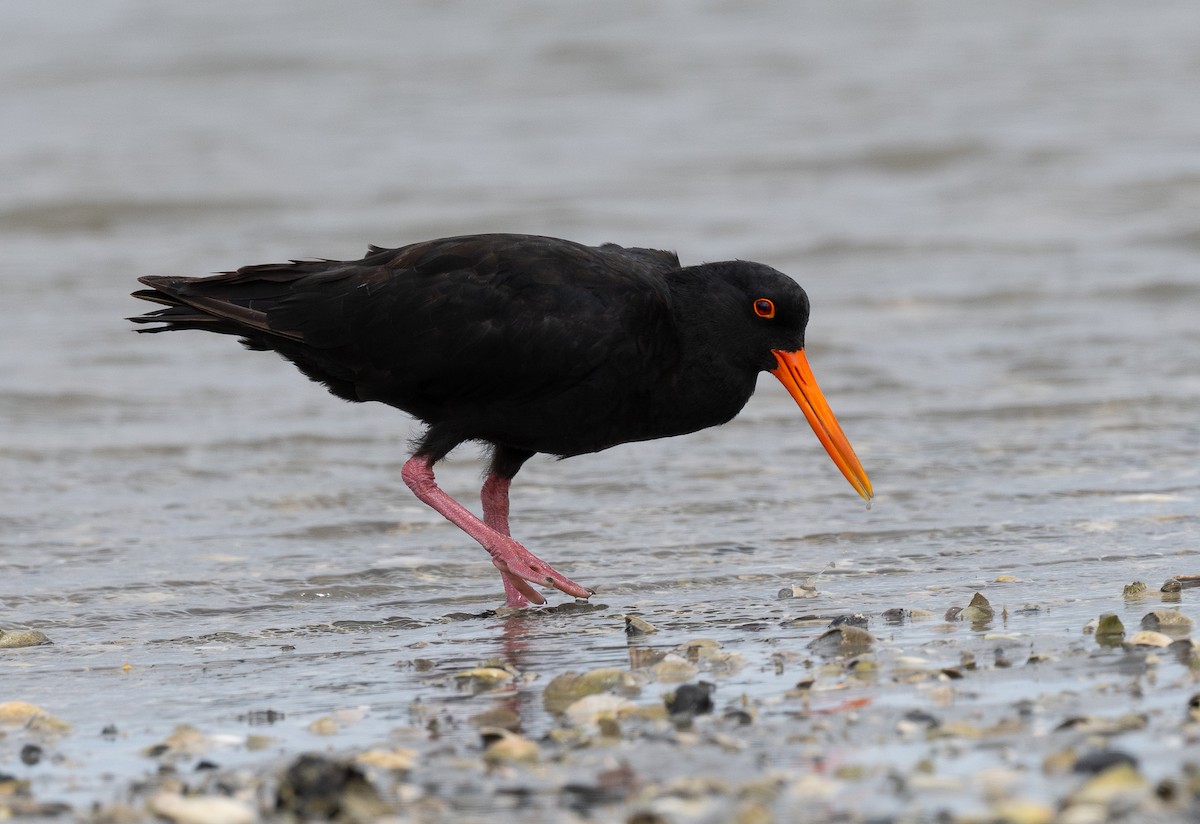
[1073,750,1138,775]
[276,753,388,821]
[722,709,753,726]
[829,613,869,629]
[901,709,940,730]
[666,682,715,716]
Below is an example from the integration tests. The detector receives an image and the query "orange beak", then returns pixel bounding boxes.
[770,349,873,501]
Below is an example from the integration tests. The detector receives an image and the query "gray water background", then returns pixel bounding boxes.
[2,0,1200,811]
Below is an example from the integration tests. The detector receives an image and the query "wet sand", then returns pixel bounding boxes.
[6,580,1200,822]
[4,1,1200,821]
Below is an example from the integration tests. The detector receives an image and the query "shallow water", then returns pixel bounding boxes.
[3,0,1200,819]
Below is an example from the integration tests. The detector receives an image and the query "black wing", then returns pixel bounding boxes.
[131,234,681,423]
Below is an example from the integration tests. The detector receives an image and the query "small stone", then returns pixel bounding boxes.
[276,753,388,821]
[675,638,722,661]
[469,706,521,731]
[896,710,939,736]
[352,748,416,772]
[564,693,635,727]
[19,744,42,766]
[734,800,773,824]
[1140,610,1193,636]
[956,592,994,623]
[1057,804,1107,824]
[1042,748,1077,775]
[481,729,539,764]
[1122,581,1148,598]
[0,629,51,649]
[1161,573,1200,592]
[625,615,658,635]
[666,682,715,717]
[453,667,514,692]
[828,613,869,629]
[989,799,1055,824]
[1127,630,1173,648]
[723,709,753,725]
[1073,750,1137,775]
[145,725,210,758]
[307,717,339,736]
[543,668,638,714]
[1093,613,1125,644]
[1067,763,1150,808]
[150,793,255,824]
[651,654,698,683]
[1054,714,1147,735]
[0,702,68,732]
[808,625,875,656]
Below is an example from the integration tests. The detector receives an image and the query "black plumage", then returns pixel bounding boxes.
[131,233,871,606]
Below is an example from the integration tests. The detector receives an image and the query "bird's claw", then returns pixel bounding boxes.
[488,537,591,602]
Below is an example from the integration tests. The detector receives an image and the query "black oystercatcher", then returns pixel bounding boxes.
[130,234,872,607]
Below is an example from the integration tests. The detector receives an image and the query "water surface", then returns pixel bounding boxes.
[2,1,1199,818]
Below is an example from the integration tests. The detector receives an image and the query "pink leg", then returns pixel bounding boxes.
[481,473,512,535]
[401,455,590,607]
[480,474,532,607]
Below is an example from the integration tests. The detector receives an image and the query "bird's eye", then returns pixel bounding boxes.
[753,298,775,319]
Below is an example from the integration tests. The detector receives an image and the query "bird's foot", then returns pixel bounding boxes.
[487,536,592,606]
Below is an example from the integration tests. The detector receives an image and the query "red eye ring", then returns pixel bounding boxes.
[753,298,775,319]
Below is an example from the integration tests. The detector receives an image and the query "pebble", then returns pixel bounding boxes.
[1073,750,1138,775]
[666,682,715,717]
[307,717,339,735]
[1066,762,1150,809]
[1126,630,1173,648]
[1055,714,1147,735]
[807,625,875,656]
[468,706,521,731]
[1140,609,1193,635]
[0,629,51,648]
[150,793,255,824]
[1091,613,1125,642]
[352,748,417,772]
[543,667,639,713]
[828,613,869,629]
[956,592,995,623]
[625,615,658,635]
[453,666,515,692]
[276,753,389,821]
[651,654,699,683]
[144,724,211,759]
[0,702,69,732]
[1122,581,1148,597]
[564,693,636,727]
[989,799,1056,824]
[481,729,539,764]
